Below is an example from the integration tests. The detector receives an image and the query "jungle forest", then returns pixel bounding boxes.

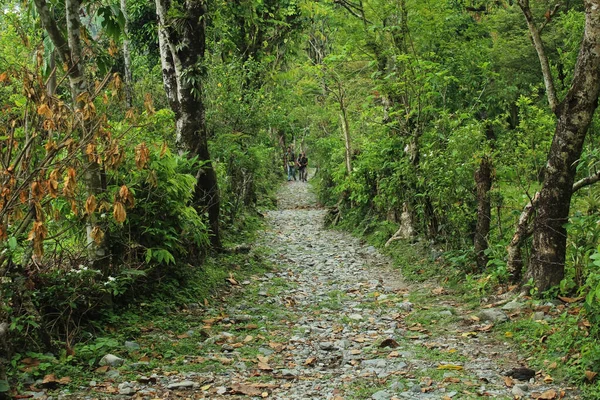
[1,0,600,398]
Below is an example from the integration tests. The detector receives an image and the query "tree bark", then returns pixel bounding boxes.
[340,111,352,175]
[523,0,600,292]
[155,0,221,249]
[474,156,492,271]
[120,0,133,108]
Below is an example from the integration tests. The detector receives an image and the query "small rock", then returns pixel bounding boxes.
[167,380,196,390]
[501,300,524,311]
[478,309,509,323]
[533,311,545,321]
[216,386,227,395]
[348,313,363,321]
[511,386,527,397]
[124,341,140,351]
[398,302,413,312]
[319,342,337,351]
[371,390,392,400]
[410,384,422,393]
[99,354,124,367]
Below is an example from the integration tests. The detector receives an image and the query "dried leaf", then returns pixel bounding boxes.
[135,142,150,169]
[504,376,514,387]
[539,389,557,399]
[230,383,262,396]
[113,201,126,223]
[379,338,399,348]
[558,296,583,304]
[585,370,598,382]
[543,375,554,383]
[304,357,317,366]
[85,195,97,215]
[90,226,105,245]
[437,364,463,371]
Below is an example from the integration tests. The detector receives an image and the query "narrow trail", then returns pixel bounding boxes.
[58,180,575,399]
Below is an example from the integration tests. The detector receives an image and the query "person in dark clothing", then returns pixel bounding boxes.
[285,146,296,181]
[297,151,308,182]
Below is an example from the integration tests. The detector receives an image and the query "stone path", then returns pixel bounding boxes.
[51,179,576,399]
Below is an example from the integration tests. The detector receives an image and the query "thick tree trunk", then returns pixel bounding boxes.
[525,0,600,292]
[155,0,221,249]
[474,156,492,271]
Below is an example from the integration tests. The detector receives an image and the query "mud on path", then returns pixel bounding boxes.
[54,180,576,400]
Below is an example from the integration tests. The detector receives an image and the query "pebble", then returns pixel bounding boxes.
[99,354,124,367]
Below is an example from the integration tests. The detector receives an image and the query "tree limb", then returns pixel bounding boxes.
[518,0,559,113]
[33,0,72,67]
[573,170,600,193]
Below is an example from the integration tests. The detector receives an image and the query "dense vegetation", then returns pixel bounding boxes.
[1,0,600,395]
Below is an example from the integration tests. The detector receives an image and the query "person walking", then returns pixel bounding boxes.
[297,151,308,182]
[285,146,296,181]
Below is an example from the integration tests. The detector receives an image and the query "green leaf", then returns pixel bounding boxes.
[0,380,9,392]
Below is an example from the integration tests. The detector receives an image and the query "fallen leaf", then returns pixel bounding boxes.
[95,365,110,373]
[461,332,478,338]
[177,333,190,339]
[349,349,361,355]
[230,383,262,396]
[379,338,399,348]
[539,389,557,399]
[504,376,514,387]
[443,377,461,383]
[437,364,463,371]
[558,296,583,304]
[387,351,399,358]
[585,370,598,382]
[304,357,317,366]
[544,375,554,383]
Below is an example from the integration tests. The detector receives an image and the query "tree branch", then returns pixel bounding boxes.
[518,0,559,113]
[573,170,600,193]
[33,0,72,67]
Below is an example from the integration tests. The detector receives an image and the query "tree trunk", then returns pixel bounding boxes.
[120,0,133,108]
[474,156,492,271]
[340,111,352,175]
[34,0,108,263]
[525,0,600,292]
[155,0,221,249]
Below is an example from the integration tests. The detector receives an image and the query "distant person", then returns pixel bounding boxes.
[297,151,308,182]
[285,146,296,181]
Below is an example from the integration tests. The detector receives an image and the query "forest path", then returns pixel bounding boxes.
[57,179,575,400]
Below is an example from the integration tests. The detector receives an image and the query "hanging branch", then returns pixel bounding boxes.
[518,0,559,113]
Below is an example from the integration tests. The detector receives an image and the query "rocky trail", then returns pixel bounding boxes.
[40,180,577,400]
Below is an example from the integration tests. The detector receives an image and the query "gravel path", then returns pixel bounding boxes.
[48,179,576,399]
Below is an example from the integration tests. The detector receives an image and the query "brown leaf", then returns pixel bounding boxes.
[177,333,190,339]
[85,195,97,215]
[230,383,262,396]
[90,226,105,245]
[135,142,150,169]
[558,296,583,304]
[443,377,461,383]
[539,389,557,399]
[95,365,110,373]
[379,338,399,348]
[304,357,317,366]
[113,201,126,223]
[585,370,598,382]
[503,376,514,387]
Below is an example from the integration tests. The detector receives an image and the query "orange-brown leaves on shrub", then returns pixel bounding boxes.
[31,181,45,200]
[144,93,155,115]
[85,195,97,215]
[63,168,76,198]
[27,221,48,257]
[37,104,53,119]
[160,142,169,158]
[118,185,135,208]
[135,142,150,170]
[113,201,126,223]
[86,143,97,162]
[48,170,59,198]
[106,141,124,169]
[0,72,8,83]
[44,139,58,153]
[90,225,104,245]
[43,119,56,131]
